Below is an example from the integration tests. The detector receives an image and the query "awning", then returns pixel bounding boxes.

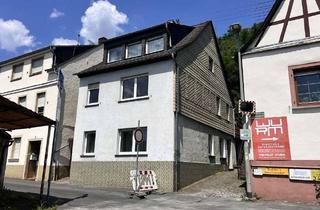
[0,95,55,130]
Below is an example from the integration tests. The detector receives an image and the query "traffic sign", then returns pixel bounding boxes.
[134,128,144,144]
[240,129,251,140]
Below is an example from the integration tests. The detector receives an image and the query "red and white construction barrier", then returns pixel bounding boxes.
[130,170,158,192]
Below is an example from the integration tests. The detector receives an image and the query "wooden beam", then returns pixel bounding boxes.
[302,0,310,38]
[279,0,295,43]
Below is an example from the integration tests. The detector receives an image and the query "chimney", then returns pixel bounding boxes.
[98,37,107,44]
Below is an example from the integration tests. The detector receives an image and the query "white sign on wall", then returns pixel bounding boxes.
[289,169,312,181]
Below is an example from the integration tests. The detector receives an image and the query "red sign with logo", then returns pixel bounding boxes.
[251,116,291,160]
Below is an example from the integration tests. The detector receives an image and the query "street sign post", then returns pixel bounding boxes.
[240,129,251,140]
[132,120,145,198]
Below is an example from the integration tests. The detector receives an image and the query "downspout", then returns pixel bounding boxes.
[172,52,180,191]
[238,52,245,100]
[46,46,62,201]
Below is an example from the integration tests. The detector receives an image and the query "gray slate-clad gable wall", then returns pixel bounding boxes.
[175,24,234,136]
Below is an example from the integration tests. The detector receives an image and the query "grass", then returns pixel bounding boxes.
[0,188,56,210]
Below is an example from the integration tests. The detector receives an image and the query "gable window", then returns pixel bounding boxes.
[121,75,148,100]
[87,83,99,105]
[216,96,221,116]
[18,96,27,107]
[11,137,21,160]
[289,63,320,107]
[30,57,43,75]
[126,42,142,58]
[209,57,214,72]
[119,127,147,153]
[146,37,164,54]
[108,46,123,63]
[11,63,23,81]
[36,92,46,115]
[83,131,96,155]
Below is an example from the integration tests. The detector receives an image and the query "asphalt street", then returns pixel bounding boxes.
[4,178,320,210]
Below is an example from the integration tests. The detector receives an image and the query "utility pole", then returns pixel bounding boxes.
[230,23,253,198]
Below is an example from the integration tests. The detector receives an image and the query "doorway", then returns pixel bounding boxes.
[25,141,41,180]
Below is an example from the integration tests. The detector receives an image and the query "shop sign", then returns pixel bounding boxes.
[253,167,288,176]
[252,117,291,160]
[289,169,320,181]
[263,167,288,176]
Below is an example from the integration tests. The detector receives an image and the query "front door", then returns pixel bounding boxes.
[26,141,41,180]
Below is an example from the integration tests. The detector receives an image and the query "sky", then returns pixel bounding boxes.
[0,0,275,61]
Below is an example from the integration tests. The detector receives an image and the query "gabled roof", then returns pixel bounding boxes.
[76,21,210,78]
[241,0,283,52]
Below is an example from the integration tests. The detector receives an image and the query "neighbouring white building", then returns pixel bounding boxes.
[0,45,95,181]
[71,21,237,192]
[241,0,320,203]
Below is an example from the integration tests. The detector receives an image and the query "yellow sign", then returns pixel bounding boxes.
[311,169,320,181]
[262,167,289,176]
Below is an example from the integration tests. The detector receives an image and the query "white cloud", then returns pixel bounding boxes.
[80,0,128,43]
[52,37,78,45]
[0,18,35,52]
[50,8,64,18]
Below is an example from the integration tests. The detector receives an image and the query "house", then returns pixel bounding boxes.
[0,45,96,181]
[71,20,236,192]
[241,0,320,202]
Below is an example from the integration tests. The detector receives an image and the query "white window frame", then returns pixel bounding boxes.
[216,96,221,116]
[208,135,215,156]
[226,104,230,121]
[11,137,21,160]
[18,96,27,107]
[107,46,123,63]
[146,36,164,54]
[118,127,147,155]
[126,42,142,59]
[83,131,96,155]
[36,92,46,115]
[30,57,44,76]
[11,63,24,81]
[87,83,100,105]
[120,74,149,101]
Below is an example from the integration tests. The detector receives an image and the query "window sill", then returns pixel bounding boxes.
[85,103,99,108]
[118,96,149,103]
[8,159,19,163]
[29,71,42,77]
[11,77,22,82]
[80,154,95,158]
[292,104,320,110]
[115,154,148,157]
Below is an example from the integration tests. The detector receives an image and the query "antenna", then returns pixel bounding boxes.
[77,34,80,46]
[87,40,96,45]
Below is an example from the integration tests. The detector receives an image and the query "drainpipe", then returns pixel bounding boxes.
[172,52,180,191]
[47,47,63,201]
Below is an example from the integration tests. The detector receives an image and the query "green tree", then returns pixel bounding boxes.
[218,23,262,104]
